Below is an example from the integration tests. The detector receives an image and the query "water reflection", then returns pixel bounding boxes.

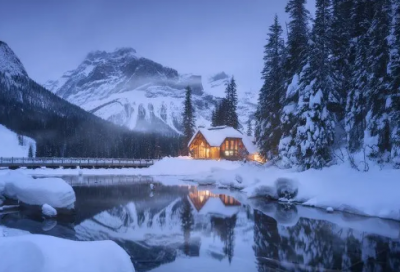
[1,179,400,272]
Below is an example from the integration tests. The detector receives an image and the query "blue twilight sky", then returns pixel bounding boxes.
[0,0,315,92]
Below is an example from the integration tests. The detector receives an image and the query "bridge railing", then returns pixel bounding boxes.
[0,157,155,168]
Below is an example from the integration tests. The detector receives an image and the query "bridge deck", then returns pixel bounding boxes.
[0,157,155,169]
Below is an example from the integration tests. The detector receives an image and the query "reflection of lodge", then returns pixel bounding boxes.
[188,189,241,213]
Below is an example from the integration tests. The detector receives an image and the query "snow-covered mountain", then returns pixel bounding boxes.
[45,48,257,133]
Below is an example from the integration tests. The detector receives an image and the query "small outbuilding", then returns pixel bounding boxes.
[187,126,263,162]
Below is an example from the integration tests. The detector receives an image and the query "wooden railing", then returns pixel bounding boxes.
[0,157,155,169]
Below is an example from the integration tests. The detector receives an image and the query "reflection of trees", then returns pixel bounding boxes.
[253,209,400,271]
[253,210,281,271]
[180,197,194,256]
[211,215,237,263]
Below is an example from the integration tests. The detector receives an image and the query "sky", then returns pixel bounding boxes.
[0,0,315,93]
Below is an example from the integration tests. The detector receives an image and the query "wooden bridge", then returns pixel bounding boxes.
[0,157,155,169]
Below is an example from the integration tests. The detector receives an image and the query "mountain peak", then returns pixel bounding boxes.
[85,47,138,61]
[0,41,28,78]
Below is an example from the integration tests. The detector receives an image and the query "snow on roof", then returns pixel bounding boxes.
[188,126,258,153]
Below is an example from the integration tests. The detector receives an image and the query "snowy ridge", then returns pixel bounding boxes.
[45,48,257,133]
[0,41,27,79]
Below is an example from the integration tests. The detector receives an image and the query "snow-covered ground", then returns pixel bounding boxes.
[0,124,36,158]
[2,156,399,221]
[0,171,75,209]
[0,234,135,272]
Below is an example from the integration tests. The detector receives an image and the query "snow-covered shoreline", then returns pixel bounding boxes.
[1,157,399,221]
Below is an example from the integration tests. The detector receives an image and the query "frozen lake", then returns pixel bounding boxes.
[2,175,400,272]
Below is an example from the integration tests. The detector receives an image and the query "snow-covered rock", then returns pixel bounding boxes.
[42,204,57,217]
[0,171,75,209]
[45,48,257,133]
[326,207,334,213]
[0,235,135,272]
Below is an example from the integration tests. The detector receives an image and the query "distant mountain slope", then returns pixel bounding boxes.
[0,41,179,158]
[45,48,257,133]
[0,124,36,157]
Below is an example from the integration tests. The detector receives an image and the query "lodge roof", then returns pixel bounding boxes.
[188,126,258,153]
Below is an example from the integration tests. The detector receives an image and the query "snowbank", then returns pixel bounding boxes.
[0,124,36,157]
[42,204,57,217]
[0,171,75,209]
[0,235,135,272]
[205,163,400,221]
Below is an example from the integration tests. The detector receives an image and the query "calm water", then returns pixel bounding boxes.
[2,176,400,272]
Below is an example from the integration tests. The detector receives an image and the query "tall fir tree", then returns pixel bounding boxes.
[285,0,311,77]
[182,86,196,153]
[255,15,286,160]
[246,118,253,137]
[331,0,354,122]
[279,0,311,166]
[293,0,335,169]
[225,77,239,129]
[345,0,375,152]
[390,1,400,165]
[364,0,392,158]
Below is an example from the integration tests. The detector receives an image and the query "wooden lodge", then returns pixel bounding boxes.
[188,126,264,162]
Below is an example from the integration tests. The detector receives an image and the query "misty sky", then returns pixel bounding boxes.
[0,0,315,92]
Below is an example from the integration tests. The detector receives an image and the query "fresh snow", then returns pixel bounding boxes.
[42,203,57,217]
[0,124,36,158]
[0,235,135,272]
[0,171,75,209]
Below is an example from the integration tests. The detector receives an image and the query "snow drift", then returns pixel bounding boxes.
[0,235,135,272]
[0,171,75,209]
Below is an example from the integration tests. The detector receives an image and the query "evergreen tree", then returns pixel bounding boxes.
[331,0,354,121]
[28,145,33,158]
[225,77,239,129]
[293,0,335,169]
[182,86,196,153]
[255,15,286,160]
[246,118,253,137]
[345,0,375,152]
[285,0,311,77]
[364,0,392,158]
[279,0,310,166]
[390,2,400,165]
[213,98,229,127]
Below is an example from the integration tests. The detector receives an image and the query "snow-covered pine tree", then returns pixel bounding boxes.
[364,0,392,159]
[246,118,253,137]
[182,86,196,152]
[345,0,375,152]
[279,0,310,166]
[211,108,217,127]
[28,145,33,158]
[294,0,336,169]
[284,0,310,78]
[331,0,354,121]
[255,15,286,160]
[390,1,400,165]
[225,77,239,129]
